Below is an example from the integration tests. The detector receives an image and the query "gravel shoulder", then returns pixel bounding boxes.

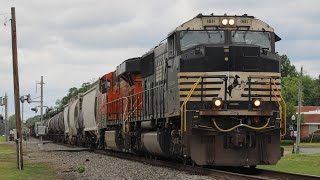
[26,138,219,180]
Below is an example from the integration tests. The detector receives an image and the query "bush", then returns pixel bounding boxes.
[301,135,320,143]
[77,166,85,173]
[281,140,294,146]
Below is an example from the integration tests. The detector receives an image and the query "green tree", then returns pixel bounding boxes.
[25,115,40,128]
[316,75,320,105]
[282,76,299,123]
[281,55,298,77]
[279,54,320,123]
[55,82,92,110]
[68,87,78,96]
[8,114,16,130]
[302,75,320,106]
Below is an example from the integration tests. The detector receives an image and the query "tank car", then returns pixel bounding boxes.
[46,112,64,142]
[37,83,99,146]
[96,14,286,167]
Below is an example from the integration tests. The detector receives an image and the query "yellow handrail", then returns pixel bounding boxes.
[212,118,271,132]
[180,77,202,135]
[271,79,287,137]
[271,86,282,125]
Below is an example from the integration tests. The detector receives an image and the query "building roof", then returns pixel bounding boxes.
[296,106,320,113]
[295,106,320,123]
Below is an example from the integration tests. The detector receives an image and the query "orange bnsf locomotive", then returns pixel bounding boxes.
[43,14,286,167]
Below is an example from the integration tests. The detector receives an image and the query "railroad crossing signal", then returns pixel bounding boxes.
[31,107,38,113]
[0,96,6,106]
[20,94,32,103]
[45,107,53,113]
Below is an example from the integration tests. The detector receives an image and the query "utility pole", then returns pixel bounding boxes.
[1,94,8,141]
[21,102,23,124]
[11,7,23,170]
[38,76,44,149]
[2,94,9,142]
[296,66,303,154]
[5,94,8,142]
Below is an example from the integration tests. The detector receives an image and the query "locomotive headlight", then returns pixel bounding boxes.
[222,19,228,25]
[213,98,223,108]
[228,19,235,25]
[215,100,222,106]
[252,98,262,107]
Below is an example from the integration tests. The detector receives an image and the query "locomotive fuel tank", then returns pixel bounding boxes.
[141,132,168,157]
[141,121,155,129]
[104,130,124,151]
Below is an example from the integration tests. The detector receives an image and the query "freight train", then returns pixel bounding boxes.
[37,14,286,167]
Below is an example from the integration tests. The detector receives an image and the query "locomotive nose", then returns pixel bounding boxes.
[213,45,279,73]
[180,45,279,73]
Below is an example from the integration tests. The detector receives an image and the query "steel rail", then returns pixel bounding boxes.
[51,142,320,180]
[93,149,266,180]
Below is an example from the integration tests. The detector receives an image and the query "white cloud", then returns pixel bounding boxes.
[293,60,320,78]
[0,0,319,119]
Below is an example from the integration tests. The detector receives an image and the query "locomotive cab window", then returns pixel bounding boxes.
[168,35,175,58]
[179,30,225,51]
[100,78,110,94]
[231,31,272,50]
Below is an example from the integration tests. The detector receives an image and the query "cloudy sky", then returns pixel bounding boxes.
[0,0,319,120]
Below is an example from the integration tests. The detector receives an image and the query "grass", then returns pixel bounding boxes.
[298,143,320,148]
[281,142,320,154]
[259,142,320,176]
[258,153,320,176]
[77,166,85,173]
[0,136,5,142]
[0,143,56,180]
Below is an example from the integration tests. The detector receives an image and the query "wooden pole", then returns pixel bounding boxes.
[11,7,23,170]
[4,93,8,142]
[39,76,44,150]
[295,66,303,154]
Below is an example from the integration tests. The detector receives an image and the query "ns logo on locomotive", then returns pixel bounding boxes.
[38,14,286,167]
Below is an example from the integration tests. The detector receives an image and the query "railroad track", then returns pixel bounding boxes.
[94,149,264,180]
[52,142,319,180]
[94,149,320,180]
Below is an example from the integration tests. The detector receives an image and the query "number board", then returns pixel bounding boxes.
[202,17,220,26]
[237,18,252,26]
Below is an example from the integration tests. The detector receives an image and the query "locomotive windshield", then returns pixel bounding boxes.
[231,31,271,49]
[180,31,224,51]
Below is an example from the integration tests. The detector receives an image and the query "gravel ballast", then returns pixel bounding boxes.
[26,139,228,180]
